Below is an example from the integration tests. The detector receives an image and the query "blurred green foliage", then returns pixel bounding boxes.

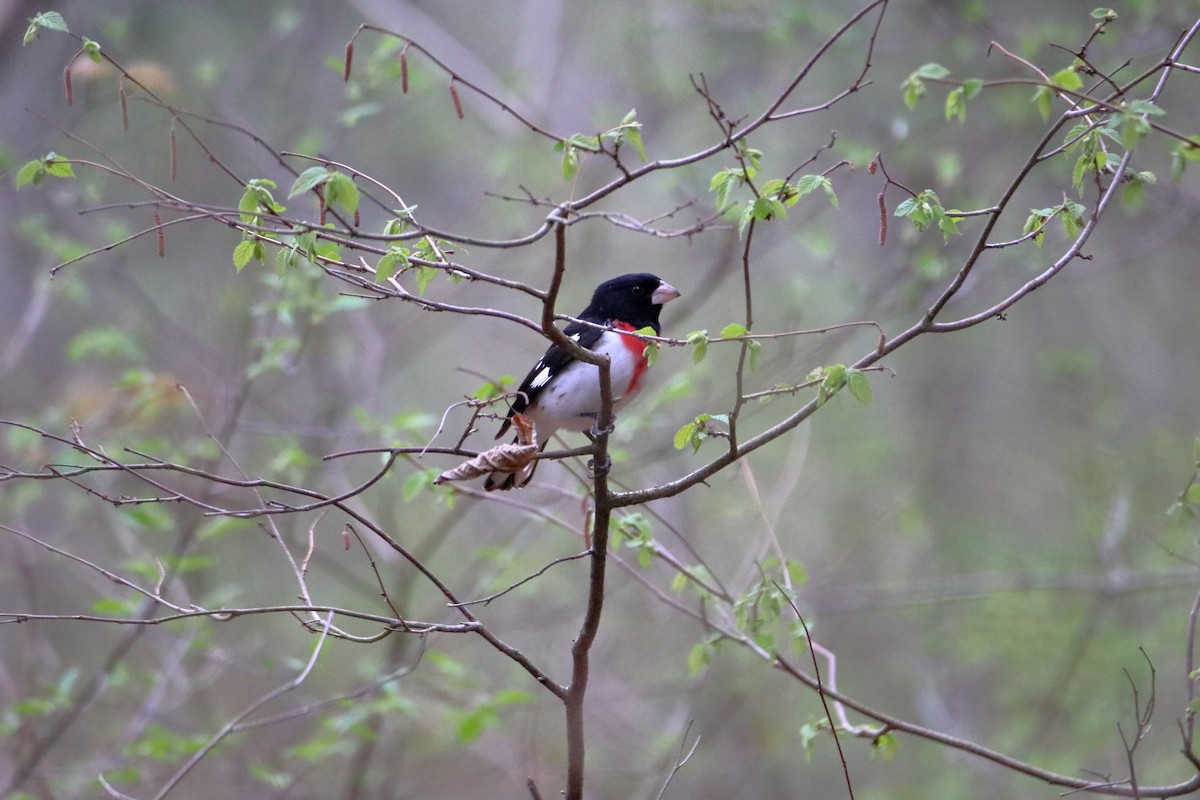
[2,1,1200,798]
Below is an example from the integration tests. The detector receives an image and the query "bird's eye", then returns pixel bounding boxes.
[631,286,643,295]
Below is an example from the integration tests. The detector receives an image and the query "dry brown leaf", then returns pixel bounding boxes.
[434,414,538,485]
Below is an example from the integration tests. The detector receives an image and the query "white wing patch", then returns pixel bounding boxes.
[529,365,553,389]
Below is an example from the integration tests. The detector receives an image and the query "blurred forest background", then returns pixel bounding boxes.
[2,0,1200,798]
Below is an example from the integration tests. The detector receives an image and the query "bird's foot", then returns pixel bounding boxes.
[582,413,616,440]
[587,454,612,479]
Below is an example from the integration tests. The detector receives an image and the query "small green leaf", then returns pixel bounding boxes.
[872,732,899,762]
[914,63,950,80]
[1052,67,1083,92]
[673,422,697,451]
[786,559,808,587]
[846,369,872,406]
[232,239,257,271]
[324,172,359,215]
[24,11,68,45]
[1186,483,1200,504]
[403,469,434,501]
[902,77,925,111]
[795,174,837,208]
[83,37,102,62]
[288,166,331,199]
[945,87,966,123]
[15,159,43,188]
[557,142,580,180]
[962,78,984,100]
[642,336,661,367]
[615,109,648,162]
[1032,85,1054,122]
[715,174,736,210]
[1091,8,1117,19]
[415,265,437,295]
[799,721,823,759]
[687,330,709,364]
[720,322,749,338]
[938,215,960,240]
[901,64,948,111]
[822,181,839,208]
[687,642,713,676]
[375,250,401,283]
[44,158,74,178]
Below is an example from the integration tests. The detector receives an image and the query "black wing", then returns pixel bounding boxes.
[494,318,605,439]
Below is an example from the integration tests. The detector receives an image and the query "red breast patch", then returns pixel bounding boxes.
[613,320,649,395]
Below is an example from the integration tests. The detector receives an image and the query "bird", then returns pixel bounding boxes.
[484,273,681,491]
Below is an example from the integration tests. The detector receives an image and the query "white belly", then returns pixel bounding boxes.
[527,330,643,436]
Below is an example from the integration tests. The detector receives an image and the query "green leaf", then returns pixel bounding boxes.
[821,180,839,208]
[378,246,410,283]
[44,158,74,178]
[902,77,925,111]
[673,422,697,451]
[1091,7,1117,19]
[1052,67,1083,92]
[614,109,648,162]
[710,168,741,210]
[819,364,847,404]
[747,339,761,372]
[239,179,284,223]
[962,78,984,100]
[901,64,948,111]
[914,63,950,80]
[938,215,960,240]
[1126,99,1165,116]
[643,341,660,367]
[894,198,916,217]
[403,469,433,501]
[24,11,68,44]
[16,154,75,188]
[786,559,808,587]
[82,37,102,62]
[687,330,709,364]
[799,721,822,759]
[739,195,787,236]
[687,642,713,676]
[1118,103,1160,150]
[559,143,580,180]
[945,87,966,123]
[1032,85,1054,122]
[846,369,872,406]
[288,166,331,199]
[794,174,837,208]
[872,731,899,762]
[1186,483,1200,504]
[324,172,359,215]
[232,239,257,271]
[415,265,437,295]
[720,322,749,338]
[1024,207,1054,247]
[15,159,43,188]
[1061,199,1087,238]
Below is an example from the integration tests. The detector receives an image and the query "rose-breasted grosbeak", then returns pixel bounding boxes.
[484,273,680,491]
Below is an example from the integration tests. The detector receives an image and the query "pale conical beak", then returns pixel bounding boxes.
[652,281,681,305]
